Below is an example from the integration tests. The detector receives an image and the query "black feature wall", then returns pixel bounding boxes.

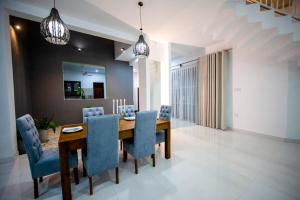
[11,16,133,124]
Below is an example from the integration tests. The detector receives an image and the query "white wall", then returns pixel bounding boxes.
[232,49,289,138]
[149,60,161,112]
[138,58,150,111]
[148,40,170,105]
[286,61,300,140]
[132,40,171,112]
[0,5,17,160]
[205,39,300,140]
[132,62,139,109]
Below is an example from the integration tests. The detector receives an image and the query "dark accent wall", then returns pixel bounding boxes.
[11,16,133,125]
[10,18,32,119]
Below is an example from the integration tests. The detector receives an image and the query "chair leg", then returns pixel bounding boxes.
[88,176,93,195]
[83,165,87,177]
[39,176,43,183]
[115,167,119,184]
[120,140,123,150]
[123,149,127,162]
[134,159,138,174]
[151,154,155,167]
[73,167,79,185]
[33,178,38,199]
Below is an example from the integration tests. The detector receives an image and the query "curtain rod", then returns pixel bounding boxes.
[171,59,198,69]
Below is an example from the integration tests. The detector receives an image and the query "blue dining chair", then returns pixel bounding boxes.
[156,105,172,146]
[123,111,157,174]
[118,105,136,117]
[118,105,135,150]
[82,115,119,195]
[82,107,104,123]
[16,114,79,199]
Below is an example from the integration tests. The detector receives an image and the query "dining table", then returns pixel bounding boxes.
[58,118,171,200]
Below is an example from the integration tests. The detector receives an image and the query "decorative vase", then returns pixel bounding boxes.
[39,129,49,143]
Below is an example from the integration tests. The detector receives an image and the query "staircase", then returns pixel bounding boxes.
[236,0,300,40]
[201,0,300,62]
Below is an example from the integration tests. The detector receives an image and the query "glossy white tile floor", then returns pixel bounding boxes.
[1,120,300,200]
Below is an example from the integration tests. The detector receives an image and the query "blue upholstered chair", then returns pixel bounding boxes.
[118,105,136,117]
[156,105,172,145]
[123,111,157,174]
[82,115,119,195]
[118,105,135,151]
[82,107,104,123]
[16,114,79,199]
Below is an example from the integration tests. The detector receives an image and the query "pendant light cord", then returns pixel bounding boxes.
[54,0,56,8]
[139,4,143,32]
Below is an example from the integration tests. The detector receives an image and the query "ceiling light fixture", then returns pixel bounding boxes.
[77,48,82,52]
[15,25,21,30]
[40,0,70,45]
[120,48,125,51]
[133,1,149,58]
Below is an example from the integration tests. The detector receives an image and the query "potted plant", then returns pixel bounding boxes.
[34,116,57,143]
[77,88,85,99]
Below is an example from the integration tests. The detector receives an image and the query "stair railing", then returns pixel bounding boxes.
[246,0,299,21]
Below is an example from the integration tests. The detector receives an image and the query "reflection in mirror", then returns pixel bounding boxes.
[63,62,107,99]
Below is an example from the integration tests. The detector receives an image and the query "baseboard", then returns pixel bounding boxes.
[0,156,15,164]
[284,138,300,144]
[231,128,300,144]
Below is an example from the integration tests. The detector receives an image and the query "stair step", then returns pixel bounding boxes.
[234,2,300,42]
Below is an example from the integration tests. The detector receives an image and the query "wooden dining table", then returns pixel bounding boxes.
[58,118,171,200]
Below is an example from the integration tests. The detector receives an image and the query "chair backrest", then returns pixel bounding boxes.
[86,115,119,175]
[118,105,135,117]
[159,105,172,121]
[16,114,43,165]
[82,107,104,123]
[134,111,157,158]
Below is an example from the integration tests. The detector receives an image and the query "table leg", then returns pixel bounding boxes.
[59,143,72,200]
[164,122,171,159]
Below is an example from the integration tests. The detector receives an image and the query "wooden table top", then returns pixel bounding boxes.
[58,119,169,144]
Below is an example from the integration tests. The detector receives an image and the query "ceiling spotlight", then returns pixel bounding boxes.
[77,48,82,52]
[95,69,99,72]
[15,25,21,30]
[121,48,125,51]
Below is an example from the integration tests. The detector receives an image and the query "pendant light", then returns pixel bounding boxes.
[40,0,70,45]
[133,2,150,58]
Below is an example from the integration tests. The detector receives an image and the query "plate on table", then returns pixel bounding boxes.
[62,126,83,134]
[124,116,135,121]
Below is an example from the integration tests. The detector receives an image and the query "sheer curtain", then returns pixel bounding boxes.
[171,61,198,123]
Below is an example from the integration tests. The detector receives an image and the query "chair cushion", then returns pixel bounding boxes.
[118,105,135,117]
[159,105,171,121]
[83,115,119,177]
[123,111,157,159]
[82,107,104,123]
[156,130,165,144]
[33,148,78,178]
[123,139,135,157]
[16,114,42,163]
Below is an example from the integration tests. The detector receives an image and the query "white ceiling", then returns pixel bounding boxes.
[171,43,205,66]
[5,0,238,62]
[7,0,235,47]
[85,0,233,46]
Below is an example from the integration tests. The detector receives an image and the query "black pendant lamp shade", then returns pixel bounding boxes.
[133,2,150,58]
[133,34,149,57]
[40,0,70,45]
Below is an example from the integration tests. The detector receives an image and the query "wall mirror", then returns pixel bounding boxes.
[63,62,107,99]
